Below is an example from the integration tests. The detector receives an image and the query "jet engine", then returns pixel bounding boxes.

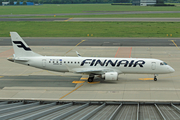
[101,72,118,80]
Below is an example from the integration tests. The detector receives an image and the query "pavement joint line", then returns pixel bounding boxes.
[64,40,86,55]
[45,70,63,76]
[171,40,180,50]
[161,75,180,79]
[59,84,84,100]
[64,18,73,22]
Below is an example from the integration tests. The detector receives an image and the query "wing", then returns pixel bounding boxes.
[73,68,121,75]
[64,64,121,75]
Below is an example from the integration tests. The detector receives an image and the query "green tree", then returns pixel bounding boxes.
[9,0,14,5]
[157,0,164,3]
[23,1,27,5]
[17,1,20,5]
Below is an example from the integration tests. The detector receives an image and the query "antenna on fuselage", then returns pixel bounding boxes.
[63,40,86,56]
[76,51,81,57]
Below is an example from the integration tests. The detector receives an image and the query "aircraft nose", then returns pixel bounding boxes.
[169,66,175,73]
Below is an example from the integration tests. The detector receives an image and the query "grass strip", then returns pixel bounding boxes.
[1,13,180,18]
[0,21,179,37]
[0,4,180,15]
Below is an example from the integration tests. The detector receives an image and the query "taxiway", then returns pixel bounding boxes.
[0,45,179,101]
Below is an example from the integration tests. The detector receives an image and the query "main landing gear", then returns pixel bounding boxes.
[154,74,158,81]
[88,74,94,82]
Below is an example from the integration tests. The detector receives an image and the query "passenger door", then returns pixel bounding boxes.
[151,62,156,70]
[42,59,46,67]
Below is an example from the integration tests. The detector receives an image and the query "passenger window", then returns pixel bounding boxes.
[64,61,66,63]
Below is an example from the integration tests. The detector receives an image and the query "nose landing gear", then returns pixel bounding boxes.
[154,76,157,81]
[154,74,158,81]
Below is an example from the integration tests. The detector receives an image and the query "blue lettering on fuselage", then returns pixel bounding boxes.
[80,59,145,67]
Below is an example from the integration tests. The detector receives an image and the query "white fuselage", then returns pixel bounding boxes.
[15,56,175,75]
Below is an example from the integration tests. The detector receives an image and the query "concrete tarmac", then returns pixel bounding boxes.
[0,45,179,102]
[69,18,180,22]
[0,37,179,46]
[1,18,180,22]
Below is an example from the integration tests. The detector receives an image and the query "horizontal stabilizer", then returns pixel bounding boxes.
[7,57,29,62]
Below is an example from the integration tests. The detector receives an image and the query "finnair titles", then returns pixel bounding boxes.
[8,32,175,82]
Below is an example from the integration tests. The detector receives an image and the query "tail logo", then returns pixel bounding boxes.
[13,41,31,51]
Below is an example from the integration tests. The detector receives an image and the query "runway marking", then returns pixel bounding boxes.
[64,18,73,22]
[0,48,14,57]
[115,47,120,58]
[0,76,4,78]
[64,40,86,55]
[129,47,132,58]
[88,81,100,84]
[171,40,180,50]
[72,81,85,83]
[59,84,83,100]
[81,77,88,80]
[139,78,153,80]
[115,47,132,58]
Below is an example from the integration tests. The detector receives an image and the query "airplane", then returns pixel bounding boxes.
[7,32,175,82]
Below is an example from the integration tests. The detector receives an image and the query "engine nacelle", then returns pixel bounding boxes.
[102,72,118,80]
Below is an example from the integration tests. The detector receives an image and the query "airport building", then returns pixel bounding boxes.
[132,0,157,6]
[14,2,34,5]
[2,2,9,6]
[1,2,34,6]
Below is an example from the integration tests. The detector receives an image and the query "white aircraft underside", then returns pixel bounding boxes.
[8,32,175,82]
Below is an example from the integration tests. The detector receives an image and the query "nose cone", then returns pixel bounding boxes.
[169,66,175,73]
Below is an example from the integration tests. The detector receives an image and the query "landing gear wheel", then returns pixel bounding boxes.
[88,74,94,82]
[154,76,157,81]
[88,78,93,82]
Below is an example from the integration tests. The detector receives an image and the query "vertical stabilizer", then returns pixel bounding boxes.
[10,32,41,57]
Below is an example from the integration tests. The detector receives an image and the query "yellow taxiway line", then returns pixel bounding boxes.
[72,81,85,83]
[64,40,86,55]
[0,76,4,78]
[171,40,180,50]
[139,78,154,80]
[59,84,83,100]
[88,81,100,84]
[64,18,73,22]
[81,78,88,80]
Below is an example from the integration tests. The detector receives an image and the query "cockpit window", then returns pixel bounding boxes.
[160,62,168,65]
[163,62,167,65]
